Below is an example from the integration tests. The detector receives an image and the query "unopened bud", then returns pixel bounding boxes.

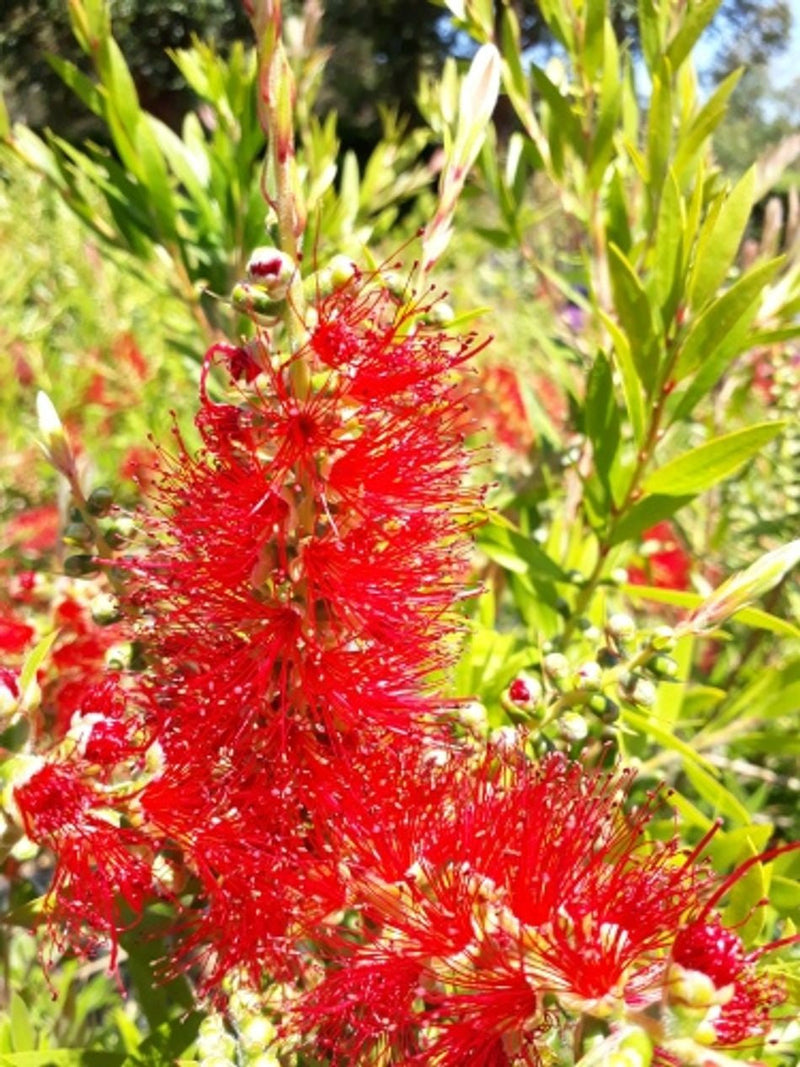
[607,613,636,645]
[666,963,718,1012]
[542,652,569,680]
[104,642,133,670]
[91,593,122,625]
[558,711,589,743]
[246,247,295,299]
[36,391,75,478]
[620,674,657,708]
[457,700,488,732]
[63,521,93,546]
[239,1015,276,1053]
[648,654,679,680]
[686,539,800,633]
[327,254,359,289]
[505,673,542,711]
[574,661,603,690]
[86,486,113,516]
[64,554,100,578]
[231,281,286,318]
[587,694,620,722]
[422,301,455,327]
[649,625,676,652]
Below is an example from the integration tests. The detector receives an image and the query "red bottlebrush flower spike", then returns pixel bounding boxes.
[627,521,691,591]
[128,277,484,760]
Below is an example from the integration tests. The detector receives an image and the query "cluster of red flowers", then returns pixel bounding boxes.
[4,266,798,1063]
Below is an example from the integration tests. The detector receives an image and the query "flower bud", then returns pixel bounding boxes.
[104,643,133,670]
[63,521,93,546]
[91,592,122,625]
[558,711,589,743]
[231,282,286,318]
[607,613,635,646]
[649,624,676,652]
[574,661,603,690]
[457,700,488,732]
[36,391,76,478]
[327,254,359,289]
[422,301,455,327]
[86,486,114,516]
[648,654,679,680]
[239,1015,276,1053]
[0,669,20,719]
[64,554,100,578]
[542,652,569,680]
[619,674,657,708]
[505,673,542,710]
[587,694,620,722]
[245,247,295,299]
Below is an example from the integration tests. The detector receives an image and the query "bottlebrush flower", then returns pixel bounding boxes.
[127,273,484,760]
[288,743,798,1065]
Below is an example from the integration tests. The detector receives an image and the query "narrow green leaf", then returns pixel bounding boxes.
[621,583,800,638]
[9,995,34,1054]
[622,708,718,774]
[682,761,752,823]
[583,0,607,81]
[721,848,767,946]
[585,353,620,497]
[0,1053,125,1067]
[607,243,660,392]
[45,56,106,119]
[672,69,742,183]
[674,257,782,382]
[614,490,695,546]
[99,38,140,140]
[689,167,756,310]
[666,0,722,70]
[646,65,672,197]
[597,315,645,446]
[478,522,569,582]
[588,22,621,186]
[652,168,684,320]
[638,0,662,73]
[0,91,10,140]
[19,631,59,701]
[642,422,786,496]
[135,121,177,240]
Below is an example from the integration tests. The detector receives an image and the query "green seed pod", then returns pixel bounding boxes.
[86,486,113,516]
[587,693,619,722]
[596,646,620,669]
[64,554,100,578]
[63,521,93,547]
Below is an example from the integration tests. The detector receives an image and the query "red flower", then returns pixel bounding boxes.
[0,608,34,655]
[12,760,154,966]
[127,277,483,761]
[627,521,691,591]
[289,744,797,1064]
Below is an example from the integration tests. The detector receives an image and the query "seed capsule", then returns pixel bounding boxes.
[86,486,113,516]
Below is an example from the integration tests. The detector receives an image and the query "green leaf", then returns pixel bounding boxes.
[19,631,59,702]
[622,708,718,774]
[646,64,672,197]
[721,846,768,946]
[682,761,752,823]
[124,1015,201,1067]
[652,168,684,321]
[0,1054,125,1067]
[585,353,620,503]
[9,995,34,1054]
[0,91,11,140]
[621,584,800,638]
[665,0,722,70]
[672,69,742,183]
[583,0,606,81]
[688,167,757,310]
[135,122,177,240]
[45,56,106,119]
[672,257,782,383]
[638,0,662,73]
[478,520,569,582]
[642,422,786,496]
[609,493,695,546]
[588,22,621,186]
[607,243,660,392]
